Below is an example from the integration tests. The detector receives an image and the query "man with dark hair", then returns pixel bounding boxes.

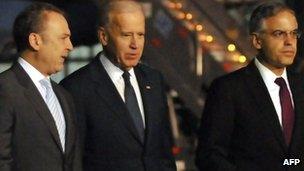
[0,2,81,171]
[196,2,304,171]
[60,0,176,170]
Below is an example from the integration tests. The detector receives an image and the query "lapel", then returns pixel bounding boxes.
[286,71,304,151]
[244,61,288,152]
[12,63,64,153]
[134,65,155,147]
[52,82,75,156]
[88,56,144,145]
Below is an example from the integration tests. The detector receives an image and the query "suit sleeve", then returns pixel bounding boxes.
[66,92,83,171]
[0,91,13,171]
[60,79,86,171]
[195,78,236,171]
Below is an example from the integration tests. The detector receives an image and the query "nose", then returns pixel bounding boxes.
[284,35,295,46]
[67,38,73,51]
[130,36,138,49]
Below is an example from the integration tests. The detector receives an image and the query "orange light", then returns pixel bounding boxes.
[196,24,203,31]
[227,44,236,52]
[206,35,213,42]
[186,13,193,20]
[239,55,247,63]
[176,2,182,9]
[177,12,185,19]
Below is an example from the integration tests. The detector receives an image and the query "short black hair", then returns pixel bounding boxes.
[13,2,66,53]
[249,2,295,33]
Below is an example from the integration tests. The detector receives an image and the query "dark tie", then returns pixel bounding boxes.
[122,71,145,142]
[275,77,294,145]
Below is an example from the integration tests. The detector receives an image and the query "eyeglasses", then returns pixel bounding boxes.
[257,30,302,39]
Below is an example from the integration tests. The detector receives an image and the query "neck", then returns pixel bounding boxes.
[257,55,285,76]
[20,51,49,77]
[103,49,131,71]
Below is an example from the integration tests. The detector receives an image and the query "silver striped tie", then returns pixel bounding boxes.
[40,78,66,152]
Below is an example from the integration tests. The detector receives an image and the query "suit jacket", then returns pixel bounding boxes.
[195,61,304,171]
[0,63,81,171]
[60,55,176,171]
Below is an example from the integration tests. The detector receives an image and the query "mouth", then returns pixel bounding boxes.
[281,51,295,57]
[60,56,67,62]
[126,53,139,59]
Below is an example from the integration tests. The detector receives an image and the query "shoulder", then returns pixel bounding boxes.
[0,67,15,83]
[0,67,19,92]
[287,69,304,88]
[210,65,249,89]
[136,63,163,80]
[62,63,91,83]
[60,58,98,87]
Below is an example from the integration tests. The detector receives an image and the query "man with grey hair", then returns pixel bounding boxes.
[196,2,304,171]
[60,0,176,170]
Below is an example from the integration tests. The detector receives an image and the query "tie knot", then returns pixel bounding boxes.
[122,71,131,84]
[275,77,287,88]
[40,78,52,90]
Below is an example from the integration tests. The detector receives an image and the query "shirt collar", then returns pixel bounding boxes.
[254,57,288,89]
[18,57,49,84]
[99,52,135,82]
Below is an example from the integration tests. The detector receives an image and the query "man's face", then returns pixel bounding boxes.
[100,10,145,70]
[38,11,73,75]
[253,10,298,71]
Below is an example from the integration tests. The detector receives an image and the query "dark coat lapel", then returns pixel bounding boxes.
[88,56,143,145]
[52,82,75,155]
[286,71,304,151]
[134,65,155,146]
[12,63,64,152]
[244,61,287,152]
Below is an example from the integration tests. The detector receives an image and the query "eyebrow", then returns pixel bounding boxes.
[62,33,71,37]
[271,28,298,31]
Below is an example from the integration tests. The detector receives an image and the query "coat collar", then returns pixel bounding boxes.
[11,63,74,155]
[244,61,304,152]
[245,61,287,151]
[88,56,146,145]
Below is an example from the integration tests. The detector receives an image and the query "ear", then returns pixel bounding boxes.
[252,33,262,50]
[29,33,41,51]
[98,27,108,46]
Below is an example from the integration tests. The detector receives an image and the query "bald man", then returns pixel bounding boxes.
[60,0,176,170]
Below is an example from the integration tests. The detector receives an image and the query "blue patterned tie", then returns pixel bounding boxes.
[122,71,145,142]
[40,78,66,151]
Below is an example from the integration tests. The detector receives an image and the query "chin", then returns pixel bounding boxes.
[55,66,64,73]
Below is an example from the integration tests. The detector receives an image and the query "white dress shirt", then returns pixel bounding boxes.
[255,58,294,126]
[99,53,146,127]
[18,57,49,100]
[18,57,66,150]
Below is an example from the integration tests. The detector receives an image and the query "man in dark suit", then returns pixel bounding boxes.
[0,3,81,171]
[60,0,176,171]
[195,2,304,171]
